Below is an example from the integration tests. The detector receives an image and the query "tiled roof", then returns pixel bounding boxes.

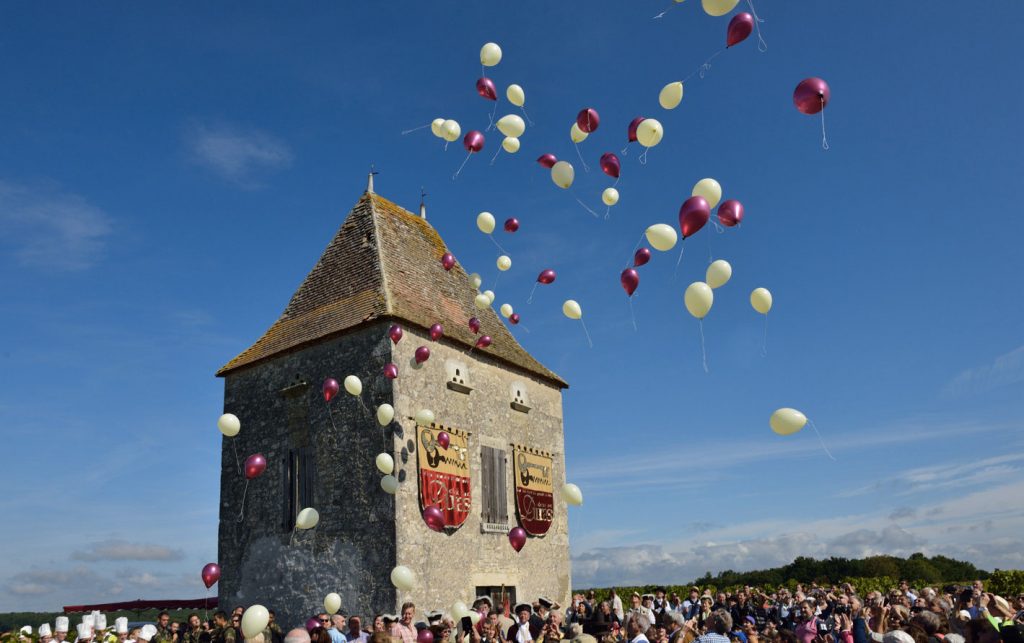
[216,192,567,388]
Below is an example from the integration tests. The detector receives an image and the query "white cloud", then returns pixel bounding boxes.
[188,123,293,185]
[0,180,112,270]
[945,345,1024,396]
[71,540,184,562]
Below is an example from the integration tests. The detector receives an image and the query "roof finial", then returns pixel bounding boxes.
[367,164,378,194]
[419,186,427,219]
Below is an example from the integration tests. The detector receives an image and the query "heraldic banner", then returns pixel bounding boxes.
[513,446,554,536]
[417,425,471,528]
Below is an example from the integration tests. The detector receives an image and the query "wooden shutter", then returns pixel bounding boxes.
[299,447,317,510]
[283,451,296,531]
[481,446,494,523]
[494,448,508,523]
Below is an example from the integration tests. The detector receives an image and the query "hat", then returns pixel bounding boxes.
[77,624,92,640]
[473,596,494,608]
[882,632,915,643]
[957,610,972,621]
[538,597,553,609]
[729,632,747,643]
[414,623,427,632]
[40,625,53,637]
[631,592,641,599]
[115,618,129,634]
[138,626,157,642]
[95,616,107,631]
[20,627,32,636]
[83,615,95,629]
[745,617,756,625]
[641,594,654,601]
[426,612,444,625]
[56,618,70,633]
[383,615,398,624]
[515,604,532,615]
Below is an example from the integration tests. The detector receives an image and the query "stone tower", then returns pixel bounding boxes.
[215,184,570,626]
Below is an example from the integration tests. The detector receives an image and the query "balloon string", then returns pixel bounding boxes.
[638,147,650,165]
[808,419,836,461]
[324,399,339,433]
[232,440,241,475]
[489,147,502,165]
[488,234,508,254]
[628,297,638,332]
[652,3,672,19]
[612,177,620,188]
[761,314,769,357]
[620,143,630,156]
[492,270,502,290]
[698,319,709,373]
[236,480,249,522]
[605,206,611,220]
[526,282,539,304]
[673,240,686,279]
[519,105,534,126]
[573,141,590,172]
[707,229,713,263]
[579,319,593,348]
[712,218,725,233]
[746,0,768,52]
[486,101,498,132]
[443,140,450,151]
[820,100,830,150]
[400,123,431,135]
[626,231,645,269]
[574,195,601,219]
[684,49,724,84]
[452,152,472,180]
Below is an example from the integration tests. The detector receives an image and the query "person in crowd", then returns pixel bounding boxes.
[610,592,624,624]
[509,604,540,643]
[326,616,346,643]
[697,611,733,643]
[345,617,368,643]
[309,628,332,643]
[284,630,311,643]
[625,614,651,643]
[391,603,417,643]
[183,614,204,643]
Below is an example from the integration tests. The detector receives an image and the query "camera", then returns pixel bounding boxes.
[817,618,834,635]
[833,606,849,616]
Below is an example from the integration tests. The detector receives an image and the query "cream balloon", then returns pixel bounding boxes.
[497,255,512,271]
[500,303,513,318]
[415,409,435,426]
[324,593,342,615]
[376,403,395,426]
[750,287,773,314]
[474,293,490,310]
[380,475,399,494]
[343,375,362,396]
[551,161,575,189]
[452,602,469,621]
[570,122,588,143]
[441,119,461,142]
[506,84,525,107]
[692,178,722,209]
[702,0,740,16]
[469,273,482,289]
[705,260,732,289]
[602,188,619,206]
[483,289,495,304]
[645,223,678,251]
[561,483,583,506]
[468,611,481,626]
[375,453,394,475]
[684,282,714,319]
[295,507,319,530]
[659,81,684,109]
[217,413,240,437]
[562,300,582,320]
[480,42,502,67]
[430,118,445,138]
[240,606,269,639]
[770,408,808,435]
[496,114,525,138]
[502,137,520,153]
[391,565,416,590]
[636,118,664,147]
[476,212,496,234]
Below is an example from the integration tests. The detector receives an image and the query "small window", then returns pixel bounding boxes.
[510,382,530,413]
[445,359,472,394]
[283,447,317,531]
[480,446,508,532]
[476,586,517,611]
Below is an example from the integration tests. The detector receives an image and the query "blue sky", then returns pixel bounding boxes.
[2,1,1023,611]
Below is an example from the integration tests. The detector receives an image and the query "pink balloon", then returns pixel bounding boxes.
[678,196,711,239]
[201,563,221,589]
[476,335,492,349]
[536,153,557,169]
[441,252,456,271]
[476,77,497,101]
[388,324,403,344]
[576,108,600,133]
[306,618,320,634]
[634,247,651,267]
[429,323,444,341]
[415,346,431,364]
[468,317,481,334]
[422,506,446,532]
[508,526,527,552]
[537,269,556,285]
[793,77,831,115]
[322,378,340,403]
[383,363,398,379]
[599,152,621,179]
[504,217,520,233]
[726,12,754,47]
[509,313,520,325]
[627,116,646,143]
[244,453,267,480]
[437,431,450,449]
[463,130,485,153]
[417,630,434,643]
[717,199,744,227]
[621,269,639,297]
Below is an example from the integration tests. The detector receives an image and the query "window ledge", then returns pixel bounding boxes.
[481,521,510,534]
[510,402,531,414]
[447,381,473,395]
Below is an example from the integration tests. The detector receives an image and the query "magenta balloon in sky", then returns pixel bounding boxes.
[201,563,221,589]
[441,252,456,271]
[463,131,485,153]
[599,152,621,179]
[244,454,267,480]
[537,153,557,169]
[576,108,600,133]
[633,248,651,267]
[793,77,831,115]
[504,217,520,233]
[620,269,640,297]
[717,200,745,227]
[476,77,497,101]
[726,12,754,47]
[627,116,645,143]
[537,269,556,285]
[678,196,711,239]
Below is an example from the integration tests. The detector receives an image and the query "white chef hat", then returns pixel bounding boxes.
[95,615,108,631]
[83,615,95,629]
[139,625,157,642]
[56,617,70,632]
[20,626,32,636]
[116,618,129,634]
[40,624,53,637]
[78,623,93,640]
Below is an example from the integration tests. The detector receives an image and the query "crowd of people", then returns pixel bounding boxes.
[13,581,1024,643]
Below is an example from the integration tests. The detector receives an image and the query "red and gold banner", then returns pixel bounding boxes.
[417,425,471,528]
[513,446,554,536]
